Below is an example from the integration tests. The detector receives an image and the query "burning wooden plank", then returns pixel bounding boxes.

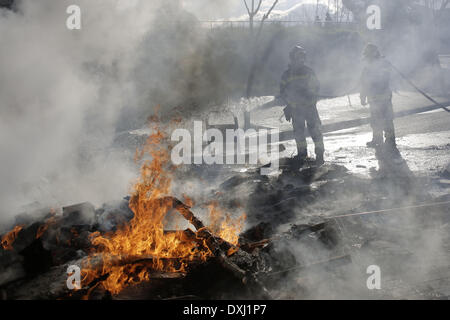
[161,196,272,299]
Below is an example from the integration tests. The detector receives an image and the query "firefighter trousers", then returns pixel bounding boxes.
[291,105,324,159]
[369,98,396,147]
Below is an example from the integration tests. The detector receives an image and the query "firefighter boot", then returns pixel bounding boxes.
[315,143,325,166]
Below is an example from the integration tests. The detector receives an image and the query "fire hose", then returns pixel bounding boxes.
[260,199,450,278]
[258,59,450,115]
[318,60,450,114]
[385,60,450,113]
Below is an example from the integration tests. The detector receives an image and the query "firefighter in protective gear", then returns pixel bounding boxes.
[280,45,324,166]
[360,44,397,150]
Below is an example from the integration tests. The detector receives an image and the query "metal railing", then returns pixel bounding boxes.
[439,54,450,69]
[198,20,358,30]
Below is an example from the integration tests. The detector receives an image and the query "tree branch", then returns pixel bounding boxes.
[262,0,279,21]
[254,0,279,41]
[439,0,450,11]
[254,0,263,16]
[435,0,449,18]
[243,0,251,16]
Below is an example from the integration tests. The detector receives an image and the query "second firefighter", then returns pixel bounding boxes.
[280,45,325,166]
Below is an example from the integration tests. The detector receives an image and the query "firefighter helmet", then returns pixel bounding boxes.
[289,45,307,62]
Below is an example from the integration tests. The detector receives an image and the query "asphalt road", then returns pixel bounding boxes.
[246,91,450,179]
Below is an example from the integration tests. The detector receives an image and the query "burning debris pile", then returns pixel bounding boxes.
[0,194,343,300]
[0,198,342,300]
[0,121,345,300]
[2,116,448,300]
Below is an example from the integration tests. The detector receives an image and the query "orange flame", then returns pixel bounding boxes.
[81,118,246,295]
[206,201,246,246]
[1,225,24,251]
[36,211,58,240]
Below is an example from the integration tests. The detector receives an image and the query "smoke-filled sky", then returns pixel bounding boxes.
[0,0,444,223]
[0,1,170,223]
[182,0,328,19]
[1,1,448,300]
[0,0,267,224]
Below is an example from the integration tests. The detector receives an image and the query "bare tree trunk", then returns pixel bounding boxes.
[244,0,263,34]
[256,0,279,39]
[241,0,279,129]
[243,0,279,129]
[440,0,450,10]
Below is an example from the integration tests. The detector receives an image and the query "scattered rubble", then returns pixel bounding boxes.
[1,147,449,300]
[0,187,347,300]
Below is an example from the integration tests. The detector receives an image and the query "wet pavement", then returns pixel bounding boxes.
[205,91,450,299]
[108,90,450,299]
[244,91,450,180]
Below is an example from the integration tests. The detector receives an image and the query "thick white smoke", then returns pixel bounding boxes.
[182,0,241,19]
[0,1,167,223]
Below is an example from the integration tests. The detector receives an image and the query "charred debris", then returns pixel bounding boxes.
[1,149,449,300]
